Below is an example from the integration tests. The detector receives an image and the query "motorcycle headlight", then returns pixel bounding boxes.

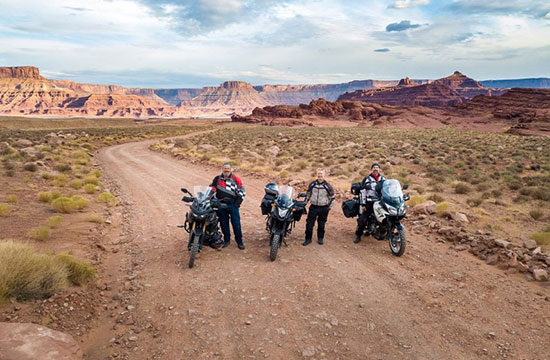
[277,208,289,218]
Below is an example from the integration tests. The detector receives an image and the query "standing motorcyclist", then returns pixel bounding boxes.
[303,168,335,246]
[210,162,246,250]
[354,163,385,244]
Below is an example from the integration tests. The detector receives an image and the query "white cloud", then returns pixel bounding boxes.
[390,0,430,9]
[545,12,550,19]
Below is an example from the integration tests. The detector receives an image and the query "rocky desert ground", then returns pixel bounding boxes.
[1,115,549,359]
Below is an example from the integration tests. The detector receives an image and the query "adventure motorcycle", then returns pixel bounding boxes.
[261,183,307,261]
[180,186,225,268]
[342,179,410,256]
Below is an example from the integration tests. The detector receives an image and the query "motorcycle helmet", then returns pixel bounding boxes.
[264,182,279,196]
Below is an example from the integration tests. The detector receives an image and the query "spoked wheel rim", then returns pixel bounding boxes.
[389,230,401,253]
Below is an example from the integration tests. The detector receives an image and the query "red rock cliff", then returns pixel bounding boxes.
[0,66,44,80]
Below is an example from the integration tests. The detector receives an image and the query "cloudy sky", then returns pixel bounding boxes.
[0,0,549,87]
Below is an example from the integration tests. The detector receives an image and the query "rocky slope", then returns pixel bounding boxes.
[0,67,183,118]
[233,88,550,135]
[337,72,502,108]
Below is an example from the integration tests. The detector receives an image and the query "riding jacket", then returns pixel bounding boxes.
[306,180,335,207]
[210,173,246,205]
[359,173,386,205]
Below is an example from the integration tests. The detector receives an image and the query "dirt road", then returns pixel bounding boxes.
[85,131,549,359]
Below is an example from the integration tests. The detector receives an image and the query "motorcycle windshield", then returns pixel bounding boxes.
[381,179,404,209]
[193,185,212,202]
[276,185,294,209]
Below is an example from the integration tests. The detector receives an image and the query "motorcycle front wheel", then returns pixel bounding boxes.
[189,232,200,268]
[389,228,406,257]
[270,233,281,261]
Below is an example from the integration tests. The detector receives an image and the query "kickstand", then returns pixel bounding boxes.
[283,238,288,247]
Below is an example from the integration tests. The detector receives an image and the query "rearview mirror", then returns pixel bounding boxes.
[181,188,190,194]
[402,184,409,190]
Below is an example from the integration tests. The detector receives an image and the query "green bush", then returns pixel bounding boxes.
[98,192,116,207]
[408,195,427,207]
[23,163,37,172]
[30,226,51,241]
[84,176,99,185]
[55,253,95,285]
[52,197,77,213]
[0,240,68,301]
[69,179,83,190]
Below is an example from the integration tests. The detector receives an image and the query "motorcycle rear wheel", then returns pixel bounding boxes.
[270,233,280,261]
[389,228,406,257]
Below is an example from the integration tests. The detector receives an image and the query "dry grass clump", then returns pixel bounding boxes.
[0,240,68,301]
[23,163,37,172]
[38,191,52,203]
[98,192,117,207]
[55,253,95,285]
[46,215,63,228]
[529,209,544,221]
[454,183,472,194]
[408,195,426,207]
[428,193,445,203]
[84,184,97,194]
[30,226,51,241]
[435,202,450,216]
[84,176,99,185]
[530,232,550,246]
[6,195,18,203]
[0,203,12,217]
[52,197,77,213]
[69,179,83,189]
[71,195,90,210]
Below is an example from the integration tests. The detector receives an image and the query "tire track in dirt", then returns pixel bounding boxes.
[87,130,550,359]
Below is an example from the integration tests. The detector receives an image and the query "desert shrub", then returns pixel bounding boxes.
[6,195,17,203]
[51,190,61,199]
[454,183,472,194]
[507,182,521,190]
[54,163,72,173]
[83,184,96,194]
[50,174,69,187]
[428,193,444,203]
[69,179,83,190]
[30,226,51,241]
[71,195,90,210]
[97,192,116,207]
[84,176,99,185]
[46,215,63,228]
[0,240,68,301]
[52,197,77,213]
[41,172,54,180]
[529,209,544,221]
[4,169,15,177]
[279,170,289,178]
[0,204,12,217]
[415,186,426,194]
[38,191,52,203]
[55,253,95,285]
[435,202,450,216]
[408,195,427,207]
[85,213,103,223]
[530,232,550,246]
[467,198,483,207]
[23,163,37,172]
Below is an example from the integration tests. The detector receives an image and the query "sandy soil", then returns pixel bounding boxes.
[82,131,550,359]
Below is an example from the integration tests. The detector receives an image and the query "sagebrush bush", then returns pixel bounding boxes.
[55,253,95,285]
[529,209,544,221]
[84,184,96,194]
[23,163,37,172]
[408,195,427,207]
[71,195,90,210]
[46,215,63,228]
[428,194,444,203]
[435,202,450,216]
[454,183,472,194]
[30,226,51,241]
[97,192,116,207]
[52,197,77,213]
[0,204,12,217]
[84,176,99,185]
[69,179,83,190]
[0,240,68,301]
[38,191,52,203]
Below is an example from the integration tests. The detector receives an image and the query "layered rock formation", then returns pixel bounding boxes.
[0,66,183,118]
[337,72,503,108]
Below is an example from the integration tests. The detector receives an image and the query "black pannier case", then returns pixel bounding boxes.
[261,194,277,215]
[342,199,359,218]
[292,200,307,222]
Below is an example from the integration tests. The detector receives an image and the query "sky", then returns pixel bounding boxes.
[0,0,549,88]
